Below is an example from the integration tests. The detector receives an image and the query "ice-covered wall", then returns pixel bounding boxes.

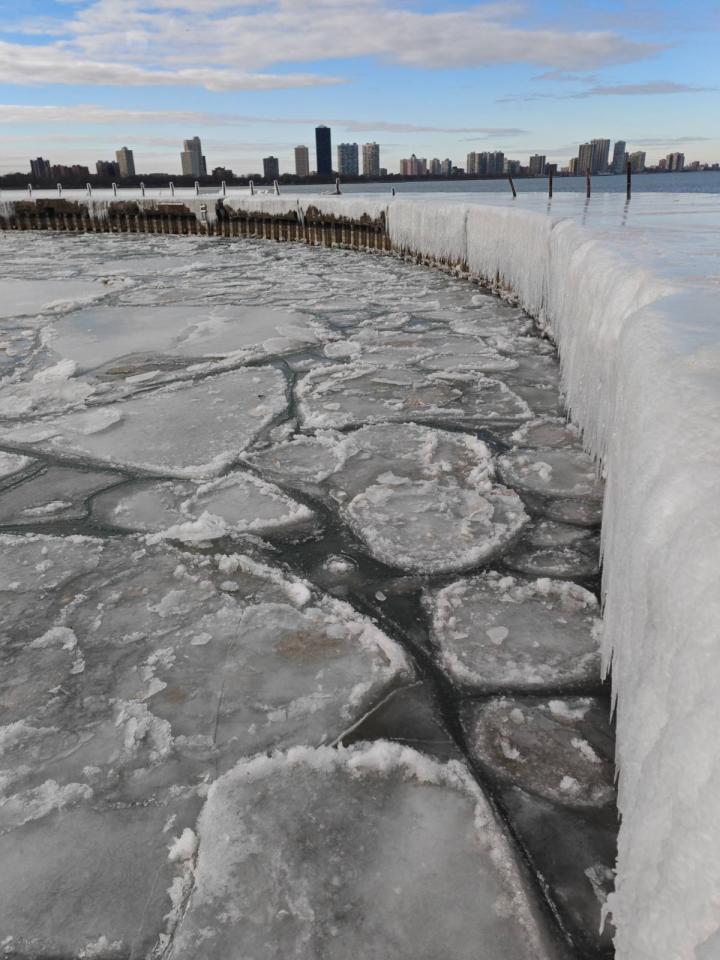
[228,192,720,959]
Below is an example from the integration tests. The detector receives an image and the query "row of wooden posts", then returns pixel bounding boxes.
[0,203,392,251]
[507,160,633,201]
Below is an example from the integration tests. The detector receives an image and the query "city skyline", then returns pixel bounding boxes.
[0,1,718,175]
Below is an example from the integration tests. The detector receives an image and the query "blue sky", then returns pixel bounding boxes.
[0,0,717,175]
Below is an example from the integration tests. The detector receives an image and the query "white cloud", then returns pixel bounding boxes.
[0,0,662,91]
[0,103,527,136]
[498,81,715,103]
[0,41,340,91]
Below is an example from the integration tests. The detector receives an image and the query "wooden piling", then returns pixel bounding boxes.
[548,172,553,198]
[626,160,632,201]
[586,169,591,198]
[507,175,517,199]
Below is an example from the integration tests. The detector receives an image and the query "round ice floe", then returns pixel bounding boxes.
[503,541,600,580]
[91,472,315,542]
[0,466,120,527]
[167,743,555,960]
[346,478,526,574]
[498,448,603,500]
[298,361,532,430]
[510,418,582,451]
[246,434,345,495]
[463,697,615,808]
[426,573,601,690]
[0,451,36,482]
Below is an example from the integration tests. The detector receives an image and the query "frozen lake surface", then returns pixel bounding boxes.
[0,232,614,959]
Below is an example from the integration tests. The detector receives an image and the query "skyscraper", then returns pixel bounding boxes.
[315,125,332,176]
[337,143,359,176]
[181,137,206,177]
[629,151,646,172]
[29,157,51,180]
[529,154,546,175]
[577,142,594,176]
[263,156,280,180]
[294,145,310,177]
[362,142,380,177]
[591,139,610,174]
[667,152,685,171]
[612,140,627,174]
[115,146,135,178]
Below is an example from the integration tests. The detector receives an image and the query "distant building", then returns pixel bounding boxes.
[379,167,387,177]
[577,142,594,176]
[399,154,427,176]
[50,164,90,181]
[667,152,685,171]
[569,157,579,174]
[294,145,310,177]
[30,157,51,180]
[115,146,136,179]
[362,142,380,177]
[180,137,206,178]
[629,151,646,172]
[440,158,453,177]
[337,143,359,176]
[591,139,610,174]
[529,154,546,175]
[96,160,120,177]
[612,140,627,174]
[263,156,280,181]
[315,125,332,176]
[505,159,522,176]
[212,166,234,180]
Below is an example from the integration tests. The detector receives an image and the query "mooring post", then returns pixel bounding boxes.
[548,171,553,198]
[221,181,227,197]
[274,180,280,196]
[391,187,396,196]
[335,177,341,195]
[626,160,632,201]
[28,184,32,198]
[86,183,92,196]
[112,182,117,197]
[194,181,200,196]
[56,183,62,197]
[140,182,146,198]
[249,180,255,196]
[586,168,591,198]
[169,182,175,197]
[507,175,517,198]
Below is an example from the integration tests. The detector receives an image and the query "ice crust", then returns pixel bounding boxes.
[426,572,601,690]
[0,367,288,478]
[167,743,555,960]
[0,534,411,955]
[90,471,315,542]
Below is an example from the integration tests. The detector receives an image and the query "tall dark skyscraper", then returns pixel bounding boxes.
[315,125,332,176]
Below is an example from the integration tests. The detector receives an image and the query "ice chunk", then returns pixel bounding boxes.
[0,278,110,321]
[0,450,36,482]
[510,418,582,450]
[0,359,96,418]
[498,448,604,526]
[0,465,121,526]
[246,433,346,495]
[346,476,526,574]
[0,367,288,478]
[91,472,315,542]
[503,539,600,580]
[298,361,532,430]
[46,304,328,372]
[167,743,556,960]
[426,572,601,690]
[463,697,615,808]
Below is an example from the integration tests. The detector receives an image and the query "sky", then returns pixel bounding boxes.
[0,0,717,176]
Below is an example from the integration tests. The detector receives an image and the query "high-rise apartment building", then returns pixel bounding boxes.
[529,154,546,175]
[612,140,627,174]
[399,155,427,176]
[577,142,594,175]
[30,157,51,180]
[294,145,310,177]
[362,142,380,177]
[628,151,646,172]
[96,160,120,177]
[440,159,453,177]
[590,139,610,174]
[115,146,135,178]
[337,143,359,176]
[263,156,280,180]
[315,125,332,176]
[667,152,685,171]
[180,137,206,178]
